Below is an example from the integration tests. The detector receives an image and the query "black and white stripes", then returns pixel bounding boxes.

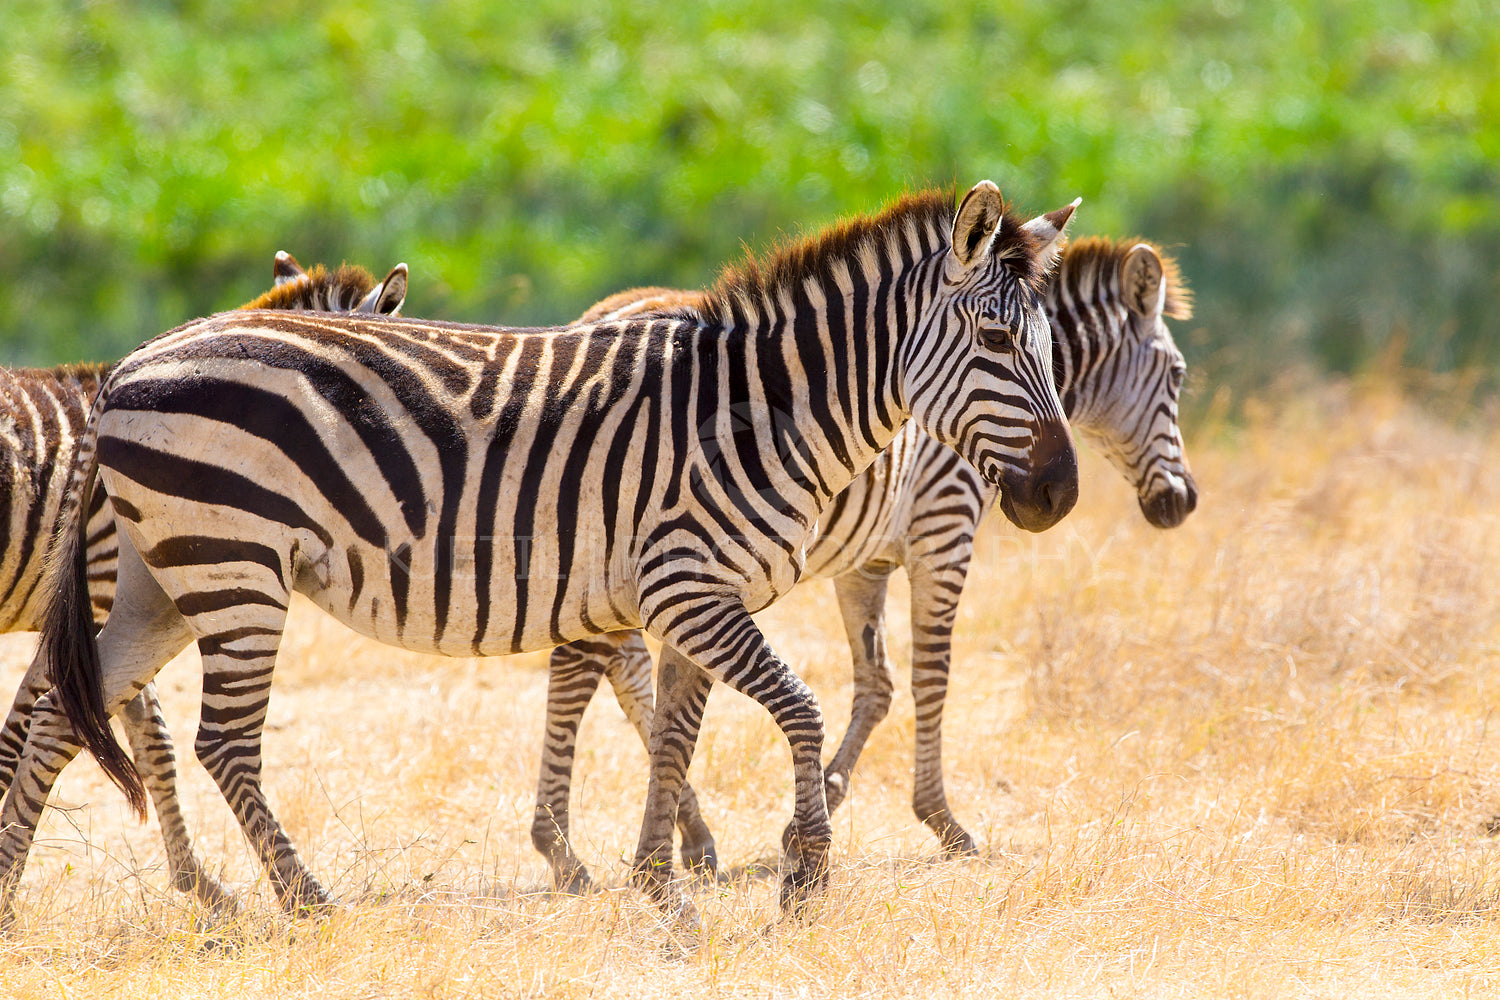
[0,363,114,634]
[529,235,1197,885]
[0,183,1078,926]
[0,252,407,911]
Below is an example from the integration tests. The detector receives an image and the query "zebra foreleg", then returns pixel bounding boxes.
[532,640,610,893]
[601,632,718,877]
[118,687,236,913]
[0,659,51,798]
[906,556,978,856]
[780,565,897,855]
[653,605,832,913]
[628,645,712,931]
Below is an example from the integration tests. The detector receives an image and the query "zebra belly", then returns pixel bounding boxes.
[292,529,645,658]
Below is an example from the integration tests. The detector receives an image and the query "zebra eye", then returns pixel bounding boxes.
[1169,364,1186,390]
[978,323,1015,351]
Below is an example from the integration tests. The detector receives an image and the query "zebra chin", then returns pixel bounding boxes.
[1139,474,1199,529]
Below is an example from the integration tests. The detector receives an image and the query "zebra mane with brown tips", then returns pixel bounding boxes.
[239,263,379,312]
[699,188,1048,325]
[1057,237,1193,321]
[42,361,114,383]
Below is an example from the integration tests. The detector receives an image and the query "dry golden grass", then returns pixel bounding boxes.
[3,375,1500,998]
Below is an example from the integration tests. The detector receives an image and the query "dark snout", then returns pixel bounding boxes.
[1141,474,1199,529]
[997,419,1079,533]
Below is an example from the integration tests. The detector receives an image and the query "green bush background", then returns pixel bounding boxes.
[4,1,1497,410]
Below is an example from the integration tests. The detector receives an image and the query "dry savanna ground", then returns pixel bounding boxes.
[2,375,1499,998]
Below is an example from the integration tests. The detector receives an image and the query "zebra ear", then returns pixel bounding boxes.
[274,251,306,287]
[948,180,1006,273]
[1120,244,1167,319]
[1020,198,1081,271]
[356,263,408,315]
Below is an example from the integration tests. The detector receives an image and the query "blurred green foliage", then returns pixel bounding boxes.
[3,1,1498,411]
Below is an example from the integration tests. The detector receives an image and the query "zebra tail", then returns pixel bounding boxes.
[38,383,147,820]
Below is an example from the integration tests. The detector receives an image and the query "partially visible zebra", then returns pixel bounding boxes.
[1,183,1080,928]
[530,236,1195,890]
[0,252,408,909]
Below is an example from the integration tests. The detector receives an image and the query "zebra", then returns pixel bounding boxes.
[0,182,1080,928]
[529,236,1196,890]
[0,252,408,910]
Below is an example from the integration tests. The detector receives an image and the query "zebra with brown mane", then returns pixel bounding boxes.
[528,234,1196,890]
[0,183,1079,928]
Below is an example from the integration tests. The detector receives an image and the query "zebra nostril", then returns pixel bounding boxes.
[1039,462,1078,520]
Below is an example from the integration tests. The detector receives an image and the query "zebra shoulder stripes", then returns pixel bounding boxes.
[0,182,1079,928]
[0,251,409,912]
[531,235,1197,888]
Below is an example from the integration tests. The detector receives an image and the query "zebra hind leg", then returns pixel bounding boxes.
[0,539,194,929]
[0,690,104,930]
[601,632,719,877]
[119,686,237,913]
[0,657,52,799]
[191,596,334,916]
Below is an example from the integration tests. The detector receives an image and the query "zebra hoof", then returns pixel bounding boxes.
[629,854,677,905]
[286,898,344,921]
[681,840,719,879]
[654,896,703,957]
[181,873,240,917]
[555,865,594,895]
[278,879,340,919]
[938,827,979,858]
[778,859,829,913]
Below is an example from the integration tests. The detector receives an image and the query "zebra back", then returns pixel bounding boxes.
[577,286,706,324]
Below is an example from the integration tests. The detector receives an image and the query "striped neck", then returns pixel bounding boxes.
[1045,246,1131,430]
[692,203,952,513]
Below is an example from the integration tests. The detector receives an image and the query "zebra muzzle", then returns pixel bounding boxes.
[1141,472,1198,528]
[997,420,1079,533]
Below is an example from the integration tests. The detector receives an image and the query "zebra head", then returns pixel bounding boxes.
[1051,240,1197,529]
[902,181,1079,533]
[259,250,409,315]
